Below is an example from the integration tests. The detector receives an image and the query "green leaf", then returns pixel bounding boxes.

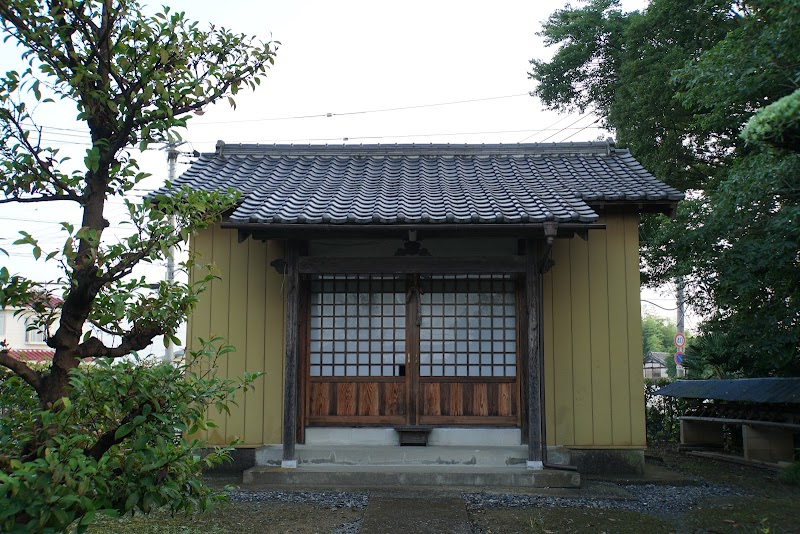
[124,492,140,512]
[114,422,135,440]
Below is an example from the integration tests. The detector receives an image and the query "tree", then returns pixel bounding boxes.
[0,0,276,530]
[530,0,800,377]
[642,314,688,378]
[641,314,678,357]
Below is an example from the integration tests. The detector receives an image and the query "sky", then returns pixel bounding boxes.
[0,0,690,354]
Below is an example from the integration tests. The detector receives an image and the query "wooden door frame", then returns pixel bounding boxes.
[406,274,419,426]
[298,260,529,432]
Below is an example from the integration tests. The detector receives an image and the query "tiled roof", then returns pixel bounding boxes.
[155,141,683,226]
[7,349,54,363]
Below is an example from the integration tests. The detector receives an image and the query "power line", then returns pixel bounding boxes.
[193,93,530,125]
[538,114,600,143]
[518,113,583,143]
[242,124,606,145]
[559,118,602,142]
[15,93,531,133]
[641,299,679,311]
[0,216,72,224]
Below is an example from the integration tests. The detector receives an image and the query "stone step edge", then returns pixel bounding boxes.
[242,466,581,488]
[254,445,533,467]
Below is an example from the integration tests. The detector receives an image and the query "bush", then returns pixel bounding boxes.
[778,459,800,486]
[0,338,259,533]
[644,378,694,444]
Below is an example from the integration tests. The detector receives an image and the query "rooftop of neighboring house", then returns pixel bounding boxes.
[645,352,668,366]
[5,348,54,363]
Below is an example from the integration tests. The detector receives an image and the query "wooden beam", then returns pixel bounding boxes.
[518,276,529,445]
[299,256,527,274]
[221,222,607,240]
[282,240,300,467]
[525,240,543,468]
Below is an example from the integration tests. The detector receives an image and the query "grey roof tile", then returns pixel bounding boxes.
[153,142,683,226]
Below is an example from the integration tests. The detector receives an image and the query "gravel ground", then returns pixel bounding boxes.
[224,480,749,532]
[228,490,368,534]
[463,482,748,519]
[226,482,748,518]
[229,489,370,510]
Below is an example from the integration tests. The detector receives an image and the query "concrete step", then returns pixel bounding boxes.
[242,464,581,489]
[254,444,530,467]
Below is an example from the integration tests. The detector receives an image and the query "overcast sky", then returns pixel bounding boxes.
[1,0,687,342]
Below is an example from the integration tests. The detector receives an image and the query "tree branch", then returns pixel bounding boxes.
[0,4,75,87]
[85,403,145,460]
[0,193,82,204]
[79,327,160,359]
[88,319,124,337]
[1,111,83,200]
[0,350,43,392]
[102,229,165,283]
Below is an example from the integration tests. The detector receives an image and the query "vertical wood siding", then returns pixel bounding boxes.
[192,211,644,449]
[188,227,286,446]
[542,212,645,448]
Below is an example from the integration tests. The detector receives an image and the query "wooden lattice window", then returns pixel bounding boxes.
[418,275,516,377]
[309,275,407,377]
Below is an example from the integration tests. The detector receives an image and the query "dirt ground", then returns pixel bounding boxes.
[86,448,800,534]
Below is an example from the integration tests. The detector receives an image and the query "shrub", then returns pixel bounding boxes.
[0,338,259,533]
[644,378,694,444]
[778,459,800,486]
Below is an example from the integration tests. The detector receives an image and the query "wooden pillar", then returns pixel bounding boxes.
[282,240,300,468]
[526,240,543,468]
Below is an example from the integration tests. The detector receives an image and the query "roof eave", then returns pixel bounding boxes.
[220,221,606,241]
[588,200,682,217]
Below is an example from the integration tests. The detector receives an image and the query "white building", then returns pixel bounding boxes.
[0,305,56,363]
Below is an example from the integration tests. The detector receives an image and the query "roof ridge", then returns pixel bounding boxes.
[212,140,621,158]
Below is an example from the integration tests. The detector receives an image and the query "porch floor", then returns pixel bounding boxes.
[245,444,580,489]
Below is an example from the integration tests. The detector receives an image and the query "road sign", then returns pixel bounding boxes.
[674,333,686,348]
[674,352,684,366]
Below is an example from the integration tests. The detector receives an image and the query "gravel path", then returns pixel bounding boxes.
[463,482,748,520]
[228,490,368,534]
[229,489,370,510]
[224,480,748,533]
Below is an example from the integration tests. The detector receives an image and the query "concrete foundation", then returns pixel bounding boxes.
[242,464,581,489]
[303,427,522,447]
[566,449,645,475]
[204,447,257,474]
[254,444,530,467]
[246,442,582,487]
[211,427,644,481]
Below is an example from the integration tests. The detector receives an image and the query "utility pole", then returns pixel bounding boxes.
[676,277,685,377]
[163,142,184,363]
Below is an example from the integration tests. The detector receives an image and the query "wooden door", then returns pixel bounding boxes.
[304,274,520,427]
[414,275,519,426]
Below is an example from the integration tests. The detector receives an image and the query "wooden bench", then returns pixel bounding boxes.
[681,416,800,463]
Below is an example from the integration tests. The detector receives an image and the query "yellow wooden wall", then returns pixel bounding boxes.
[187,226,286,447]
[542,211,646,448]
[190,211,645,449]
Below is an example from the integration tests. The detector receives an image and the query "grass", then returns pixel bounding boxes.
[471,508,673,534]
[778,460,800,486]
[86,501,362,534]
